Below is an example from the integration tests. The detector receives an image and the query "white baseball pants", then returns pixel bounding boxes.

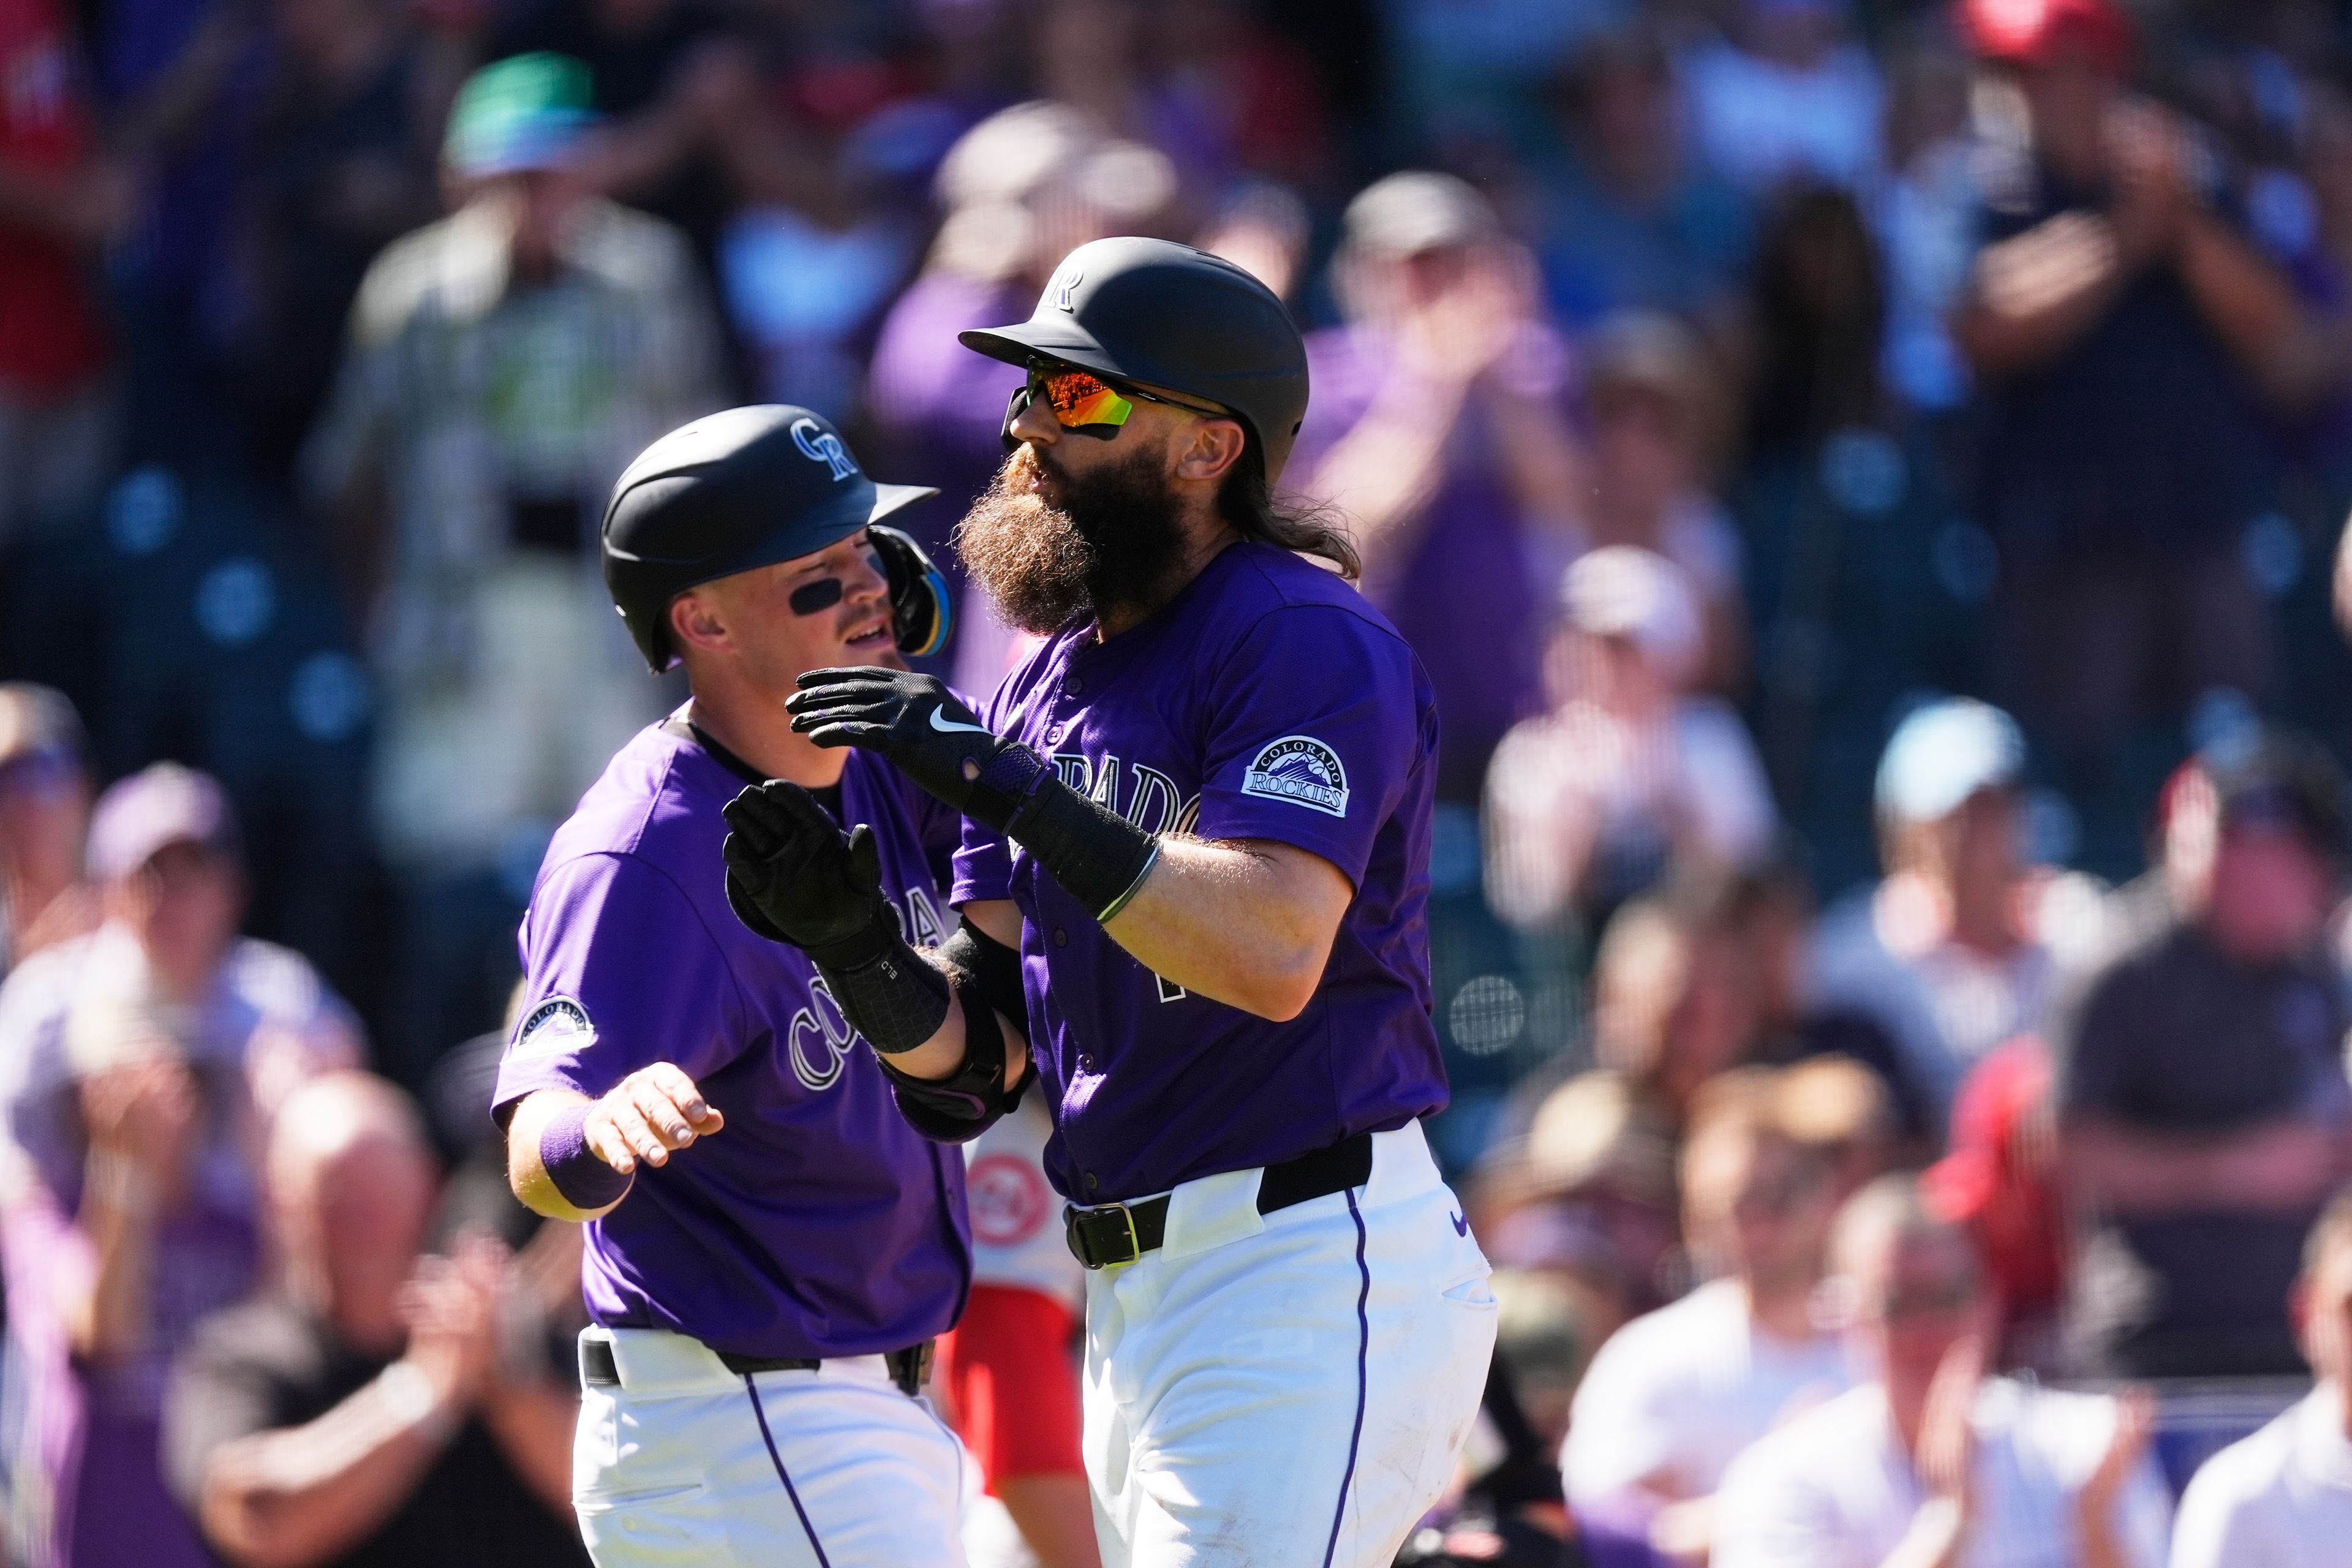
[571,1326,968,1567]
[1082,1120,1497,1568]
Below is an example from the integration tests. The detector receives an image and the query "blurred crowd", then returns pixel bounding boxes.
[12,0,2352,1562]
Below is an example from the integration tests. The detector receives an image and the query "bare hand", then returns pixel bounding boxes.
[1396,244,1537,386]
[399,1243,505,1409]
[80,1057,200,1182]
[584,1065,724,1175]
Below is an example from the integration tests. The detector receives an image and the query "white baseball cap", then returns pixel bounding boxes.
[1874,698,2025,827]
[1559,546,1703,683]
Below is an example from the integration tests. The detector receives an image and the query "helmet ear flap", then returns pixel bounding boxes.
[869,524,954,658]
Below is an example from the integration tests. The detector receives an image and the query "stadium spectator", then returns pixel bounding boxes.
[2170,1188,2352,1566]
[0,764,361,1568]
[1561,1082,1851,1563]
[1589,889,1768,1141]
[0,0,119,546]
[2055,729,2352,1378]
[1771,1055,1900,1205]
[164,1071,582,1567]
[300,51,723,1057]
[1713,1174,2172,1568]
[0,684,96,978]
[1807,699,2054,1133]
[940,1095,1099,1568]
[1678,0,1882,200]
[303,50,722,870]
[1567,312,1747,692]
[1480,1068,1679,1327]
[1296,170,1584,806]
[1486,548,1774,935]
[1531,26,1754,328]
[1951,0,2315,788]
[1725,864,1937,1149]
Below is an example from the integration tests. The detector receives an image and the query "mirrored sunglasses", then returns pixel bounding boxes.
[1003,361,1225,443]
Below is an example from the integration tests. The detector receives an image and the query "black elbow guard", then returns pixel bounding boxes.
[937,916,1030,1039]
[875,982,1025,1144]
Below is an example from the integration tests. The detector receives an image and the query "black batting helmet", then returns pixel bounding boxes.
[959,236,1310,483]
[601,405,951,673]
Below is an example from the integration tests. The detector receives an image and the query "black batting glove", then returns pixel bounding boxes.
[785,668,1050,831]
[720,781,894,968]
[786,668,1161,923]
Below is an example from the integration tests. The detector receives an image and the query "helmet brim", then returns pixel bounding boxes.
[870,482,938,523]
[960,322,1126,379]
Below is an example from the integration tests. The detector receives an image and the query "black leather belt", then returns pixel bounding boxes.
[579,1337,934,1397]
[1063,1133,1374,1270]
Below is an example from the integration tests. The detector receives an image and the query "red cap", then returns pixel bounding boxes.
[1958,0,2135,72]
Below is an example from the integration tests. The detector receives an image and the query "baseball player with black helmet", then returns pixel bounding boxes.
[496,404,1002,1566]
[722,238,1496,1566]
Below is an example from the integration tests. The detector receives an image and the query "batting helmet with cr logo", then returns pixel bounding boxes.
[600,404,951,673]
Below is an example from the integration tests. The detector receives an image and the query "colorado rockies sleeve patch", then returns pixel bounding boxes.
[513,995,596,1057]
[1242,736,1349,817]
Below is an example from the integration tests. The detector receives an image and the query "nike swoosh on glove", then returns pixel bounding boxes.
[785,667,1048,830]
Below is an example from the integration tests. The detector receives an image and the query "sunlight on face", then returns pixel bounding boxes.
[680,532,903,694]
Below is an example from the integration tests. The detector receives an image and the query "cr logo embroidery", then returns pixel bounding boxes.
[790,418,859,481]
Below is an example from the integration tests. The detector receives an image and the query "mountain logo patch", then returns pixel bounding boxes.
[1242,735,1349,817]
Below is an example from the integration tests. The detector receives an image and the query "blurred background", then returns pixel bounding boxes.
[14,0,2352,1562]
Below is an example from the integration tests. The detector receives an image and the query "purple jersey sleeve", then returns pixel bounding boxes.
[1193,605,1426,887]
[492,851,748,1117]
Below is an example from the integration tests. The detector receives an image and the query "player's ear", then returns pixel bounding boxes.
[1172,417,1246,487]
[669,588,730,657]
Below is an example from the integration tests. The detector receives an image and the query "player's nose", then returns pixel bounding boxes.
[845,548,889,605]
[1008,395,1061,447]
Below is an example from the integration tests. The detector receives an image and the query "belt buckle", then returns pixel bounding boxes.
[1066,1200,1140,1268]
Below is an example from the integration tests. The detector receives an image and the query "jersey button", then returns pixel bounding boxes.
[1078,1053,1095,1073]
[1053,927,1068,948]
[1046,726,1063,744]
[1063,674,1084,696]
[1084,1172,1099,1192]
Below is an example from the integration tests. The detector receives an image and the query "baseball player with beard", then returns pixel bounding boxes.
[722,238,1496,1567]
[496,404,1009,1567]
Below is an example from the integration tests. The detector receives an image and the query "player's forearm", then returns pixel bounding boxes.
[198,1366,461,1568]
[1101,837,1348,1021]
[505,1090,628,1223]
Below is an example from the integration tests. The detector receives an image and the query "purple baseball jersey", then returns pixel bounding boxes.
[492,721,971,1361]
[951,541,1448,1202]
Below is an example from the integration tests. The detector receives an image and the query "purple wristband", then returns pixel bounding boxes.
[540,1102,635,1210]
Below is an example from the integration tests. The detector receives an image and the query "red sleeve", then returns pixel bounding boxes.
[935,1283,1082,1488]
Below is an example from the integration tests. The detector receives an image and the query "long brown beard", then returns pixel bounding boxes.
[951,442,1189,636]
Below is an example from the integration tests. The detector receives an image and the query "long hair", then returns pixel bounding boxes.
[1216,458,1362,582]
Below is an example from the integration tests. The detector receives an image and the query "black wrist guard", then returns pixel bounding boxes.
[812,922,952,1055]
[965,745,1161,922]
[938,917,1029,1039]
[875,982,1023,1143]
